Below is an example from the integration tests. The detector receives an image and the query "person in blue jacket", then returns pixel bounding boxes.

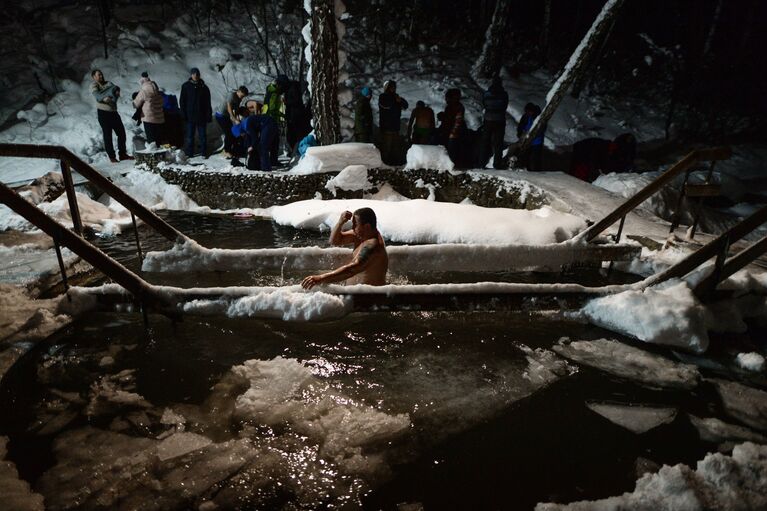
[233,114,277,171]
[479,76,509,169]
[517,102,546,171]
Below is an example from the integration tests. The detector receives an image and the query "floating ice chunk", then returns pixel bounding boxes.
[688,414,767,444]
[711,378,767,432]
[405,144,454,172]
[580,280,711,352]
[586,402,676,434]
[552,338,700,390]
[157,432,212,461]
[290,143,384,174]
[736,352,765,372]
[231,357,410,463]
[537,442,767,510]
[325,164,372,196]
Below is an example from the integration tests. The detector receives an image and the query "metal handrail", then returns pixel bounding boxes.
[0,181,174,314]
[582,146,732,242]
[0,143,188,243]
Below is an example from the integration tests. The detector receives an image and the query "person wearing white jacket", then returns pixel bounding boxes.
[133,72,165,145]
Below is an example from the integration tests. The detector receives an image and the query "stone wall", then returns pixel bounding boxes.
[146,164,549,210]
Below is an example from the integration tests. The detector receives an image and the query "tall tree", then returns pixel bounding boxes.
[473,0,511,79]
[514,0,625,161]
[539,0,552,60]
[310,0,341,145]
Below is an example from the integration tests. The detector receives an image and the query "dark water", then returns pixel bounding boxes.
[0,212,717,510]
[0,310,719,510]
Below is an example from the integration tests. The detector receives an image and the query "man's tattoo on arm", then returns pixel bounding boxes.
[356,243,374,264]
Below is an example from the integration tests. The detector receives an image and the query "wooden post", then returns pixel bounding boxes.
[59,159,83,236]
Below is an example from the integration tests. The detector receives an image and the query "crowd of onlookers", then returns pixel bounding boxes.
[91,68,635,179]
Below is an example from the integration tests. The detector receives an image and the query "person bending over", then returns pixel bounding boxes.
[301,208,388,289]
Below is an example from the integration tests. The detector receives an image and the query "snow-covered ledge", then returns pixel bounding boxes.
[143,163,549,210]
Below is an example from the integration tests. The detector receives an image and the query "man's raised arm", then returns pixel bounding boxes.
[329,210,355,246]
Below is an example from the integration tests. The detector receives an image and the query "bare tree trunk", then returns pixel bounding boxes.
[96,0,110,59]
[239,0,281,75]
[515,0,625,160]
[539,0,551,59]
[310,0,341,145]
[570,13,618,98]
[473,0,511,79]
[702,0,723,60]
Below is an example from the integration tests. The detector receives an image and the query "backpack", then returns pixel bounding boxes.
[162,93,180,113]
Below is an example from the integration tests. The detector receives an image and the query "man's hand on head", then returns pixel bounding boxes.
[339,210,353,223]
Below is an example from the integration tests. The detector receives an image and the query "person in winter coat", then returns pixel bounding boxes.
[215,85,249,157]
[284,79,311,153]
[479,76,508,169]
[133,72,165,145]
[90,69,131,163]
[263,74,289,165]
[407,100,435,145]
[378,80,409,164]
[354,87,374,143]
[233,114,278,172]
[179,67,212,157]
[438,88,465,164]
[570,133,636,182]
[516,102,546,171]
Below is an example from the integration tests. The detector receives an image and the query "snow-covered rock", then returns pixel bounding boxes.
[405,144,454,172]
[736,352,765,372]
[290,143,384,174]
[324,164,372,195]
[580,280,711,353]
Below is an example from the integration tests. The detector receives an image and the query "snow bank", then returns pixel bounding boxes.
[231,357,410,463]
[290,143,384,174]
[736,352,765,372]
[405,144,454,172]
[536,442,767,511]
[324,165,372,196]
[581,280,711,352]
[271,199,587,245]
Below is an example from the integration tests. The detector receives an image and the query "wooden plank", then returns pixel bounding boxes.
[0,182,176,316]
[0,143,187,243]
[695,234,767,297]
[684,183,721,197]
[584,147,731,242]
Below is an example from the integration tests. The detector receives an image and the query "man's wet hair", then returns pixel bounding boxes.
[416,100,425,108]
[238,85,249,95]
[91,69,102,77]
[354,207,377,229]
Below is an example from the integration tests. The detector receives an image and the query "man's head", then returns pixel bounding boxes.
[416,100,425,109]
[190,67,201,80]
[383,80,396,93]
[360,86,372,99]
[352,207,377,239]
[91,69,104,83]
[246,99,262,114]
[237,85,249,98]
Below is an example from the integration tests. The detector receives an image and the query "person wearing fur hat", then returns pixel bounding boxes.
[179,67,212,157]
[133,72,165,145]
[354,86,373,143]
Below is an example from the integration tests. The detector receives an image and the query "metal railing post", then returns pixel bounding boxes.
[59,159,83,236]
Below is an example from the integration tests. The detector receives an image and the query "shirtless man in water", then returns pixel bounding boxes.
[301,207,388,289]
